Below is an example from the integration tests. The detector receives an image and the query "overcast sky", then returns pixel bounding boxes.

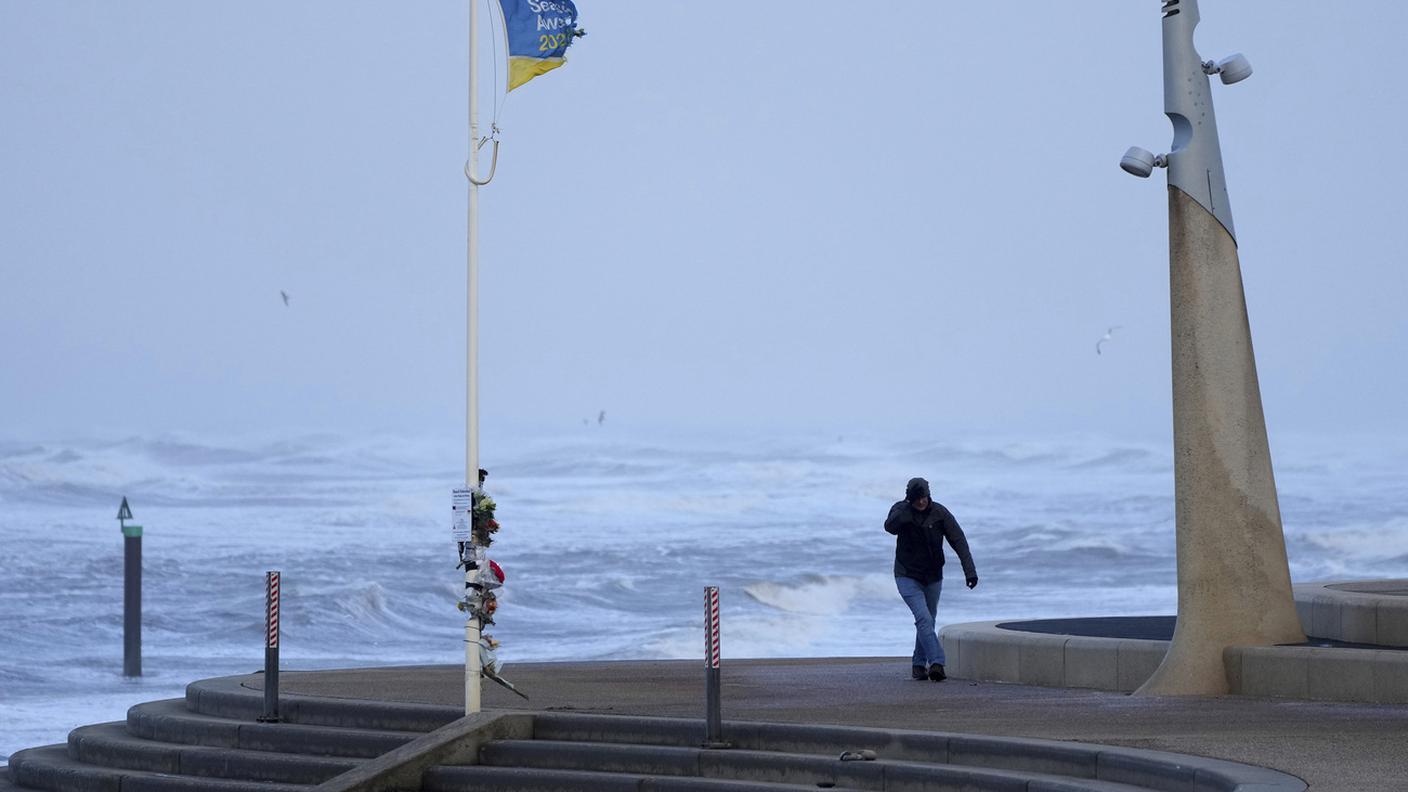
[2,1,1405,444]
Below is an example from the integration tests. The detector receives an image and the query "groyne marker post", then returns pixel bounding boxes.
[259,570,281,722]
[704,586,727,747]
[118,497,141,677]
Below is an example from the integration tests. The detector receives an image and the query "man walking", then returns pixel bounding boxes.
[885,477,978,681]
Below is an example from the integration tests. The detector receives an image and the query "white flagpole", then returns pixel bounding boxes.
[464,0,483,717]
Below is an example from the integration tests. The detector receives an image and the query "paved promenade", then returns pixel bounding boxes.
[265,658,1408,790]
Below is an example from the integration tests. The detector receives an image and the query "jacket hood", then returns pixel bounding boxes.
[905,477,931,502]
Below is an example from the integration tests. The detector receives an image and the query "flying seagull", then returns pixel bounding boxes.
[597,410,606,426]
[1096,326,1122,355]
[280,290,290,307]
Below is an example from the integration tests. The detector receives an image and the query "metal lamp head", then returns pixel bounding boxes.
[1120,147,1169,178]
[1116,0,1243,240]
[1215,53,1253,84]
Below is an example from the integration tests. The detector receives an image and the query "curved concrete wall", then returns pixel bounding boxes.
[941,581,1408,703]
[941,622,1166,694]
[1292,581,1408,647]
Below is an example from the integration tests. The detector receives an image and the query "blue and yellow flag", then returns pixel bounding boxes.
[497,0,581,91]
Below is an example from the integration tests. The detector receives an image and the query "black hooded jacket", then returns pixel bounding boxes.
[884,494,977,585]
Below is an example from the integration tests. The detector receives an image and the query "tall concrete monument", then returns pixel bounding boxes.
[1120,0,1305,696]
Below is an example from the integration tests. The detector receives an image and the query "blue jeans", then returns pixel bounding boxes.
[896,575,945,667]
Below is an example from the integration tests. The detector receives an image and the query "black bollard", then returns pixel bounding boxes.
[259,571,281,722]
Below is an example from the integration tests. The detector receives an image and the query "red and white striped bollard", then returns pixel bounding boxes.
[259,571,281,722]
[704,586,726,747]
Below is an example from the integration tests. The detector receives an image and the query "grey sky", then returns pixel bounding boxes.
[2,2,1405,442]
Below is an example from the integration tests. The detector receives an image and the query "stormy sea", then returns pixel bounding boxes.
[2,428,1405,760]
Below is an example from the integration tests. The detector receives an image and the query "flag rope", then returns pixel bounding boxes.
[485,0,507,134]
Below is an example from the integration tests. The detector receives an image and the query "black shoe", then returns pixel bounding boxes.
[911,665,926,680]
[928,664,946,682]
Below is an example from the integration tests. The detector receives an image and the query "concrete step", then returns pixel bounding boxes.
[0,766,27,792]
[533,715,1099,776]
[533,713,706,747]
[6,745,311,792]
[477,739,1159,792]
[429,763,1154,792]
[67,723,357,785]
[127,699,417,758]
[9,687,1303,792]
[185,676,457,732]
[528,713,1302,791]
[424,765,872,792]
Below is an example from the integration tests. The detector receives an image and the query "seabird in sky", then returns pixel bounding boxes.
[280,290,290,307]
[1096,326,1122,355]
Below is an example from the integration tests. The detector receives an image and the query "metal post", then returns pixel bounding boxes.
[703,586,726,747]
[464,0,483,716]
[259,571,281,722]
[122,525,142,677]
[466,0,481,499]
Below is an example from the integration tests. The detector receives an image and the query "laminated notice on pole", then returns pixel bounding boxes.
[452,488,474,543]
